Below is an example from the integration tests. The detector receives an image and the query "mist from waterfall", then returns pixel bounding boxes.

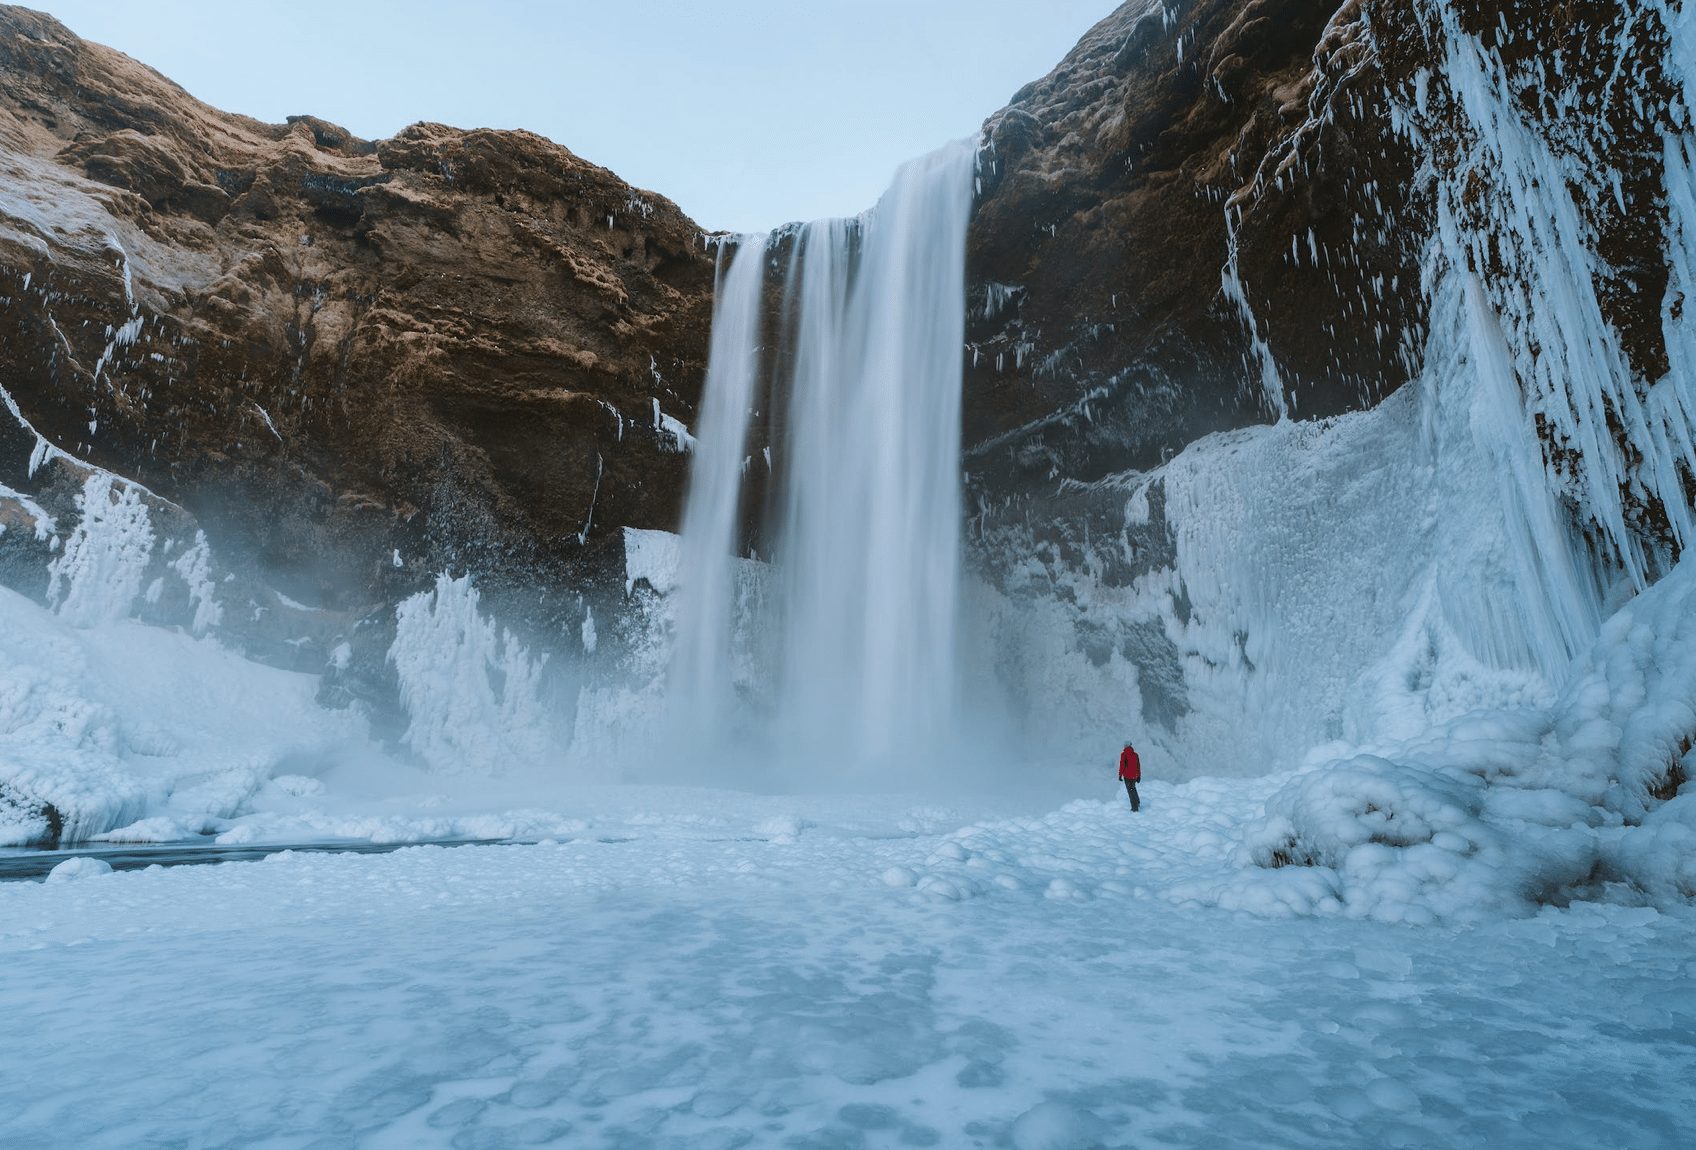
[670,141,976,773]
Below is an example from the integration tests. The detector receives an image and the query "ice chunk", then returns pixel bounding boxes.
[46,856,113,881]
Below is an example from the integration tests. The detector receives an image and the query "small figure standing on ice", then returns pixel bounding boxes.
[1118,742,1142,812]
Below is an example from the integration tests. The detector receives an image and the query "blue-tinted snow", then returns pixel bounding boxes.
[0,784,1690,1149]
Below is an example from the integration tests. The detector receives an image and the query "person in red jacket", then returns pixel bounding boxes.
[1118,743,1142,812]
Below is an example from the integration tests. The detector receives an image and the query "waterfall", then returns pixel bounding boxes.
[777,143,975,762]
[669,234,769,739]
[671,141,975,769]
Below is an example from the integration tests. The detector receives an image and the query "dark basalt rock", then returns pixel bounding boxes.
[964,0,1427,512]
[0,778,61,848]
[962,0,1687,581]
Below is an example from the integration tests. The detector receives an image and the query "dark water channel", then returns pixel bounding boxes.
[0,837,515,883]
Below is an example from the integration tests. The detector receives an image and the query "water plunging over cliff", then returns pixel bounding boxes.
[669,233,769,740]
[670,141,976,768]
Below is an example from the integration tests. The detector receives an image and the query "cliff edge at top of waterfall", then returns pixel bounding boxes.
[0,4,715,624]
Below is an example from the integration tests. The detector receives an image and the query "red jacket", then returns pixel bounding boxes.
[1118,747,1141,782]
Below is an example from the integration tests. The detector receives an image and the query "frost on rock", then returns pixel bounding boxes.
[168,531,222,635]
[1394,0,1696,587]
[47,473,155,629]
[622,527,682,597]
[389,573,554,774]
[650,396,696,453]
[0,481,56,541]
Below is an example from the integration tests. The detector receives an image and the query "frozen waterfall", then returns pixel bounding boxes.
[671,141,976,769]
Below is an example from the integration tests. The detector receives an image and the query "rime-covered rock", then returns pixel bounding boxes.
[960,0,1696,772]
[964,0,1688,565]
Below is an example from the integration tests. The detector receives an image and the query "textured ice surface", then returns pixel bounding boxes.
[1,782,1691,1149]
[0,583,365,844]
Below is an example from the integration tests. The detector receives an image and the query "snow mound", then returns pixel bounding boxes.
[1232,559,1696,921]
[94,816,198,844]
[0,583,366,845]
[0,620,146,844]
[1010,1101,1110,1150]
[46,857,113,881]
[756,813,809,842]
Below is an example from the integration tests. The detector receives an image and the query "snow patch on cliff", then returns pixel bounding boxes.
[47,473,154,629]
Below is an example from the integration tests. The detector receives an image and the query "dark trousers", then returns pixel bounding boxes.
[1123,778,1140,811]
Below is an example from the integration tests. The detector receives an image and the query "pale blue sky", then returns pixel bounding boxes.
[39,1,1119,232]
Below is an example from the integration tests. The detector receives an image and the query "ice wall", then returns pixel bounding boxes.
[1400,0,1691,595]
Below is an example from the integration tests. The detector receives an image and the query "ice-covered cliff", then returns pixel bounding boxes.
[963,0,1696,785]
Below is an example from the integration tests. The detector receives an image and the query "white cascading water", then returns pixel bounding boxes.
[672,141,975,768]
[669,234,769,739]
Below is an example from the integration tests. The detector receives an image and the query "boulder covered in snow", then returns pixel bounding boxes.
[45,856,113,881]
[1234,559,1696,922]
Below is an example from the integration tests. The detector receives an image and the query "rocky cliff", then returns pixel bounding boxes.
[964,0,1686,578]
[962,0,1696,771]
[0,3,714,641]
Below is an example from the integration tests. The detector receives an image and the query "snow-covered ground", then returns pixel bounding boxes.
[3,781,1692,1150]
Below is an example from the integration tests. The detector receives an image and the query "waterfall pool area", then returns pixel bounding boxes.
[2,778,1690,1150]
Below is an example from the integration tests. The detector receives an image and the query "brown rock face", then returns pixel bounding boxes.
[0,5,714,621]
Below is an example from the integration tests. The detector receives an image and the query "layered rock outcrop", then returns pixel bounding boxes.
[0,3,713,633]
